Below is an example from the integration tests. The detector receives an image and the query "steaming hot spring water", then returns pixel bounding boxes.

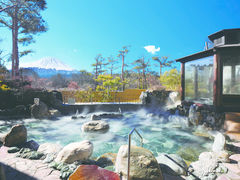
[0,108,212,162]
[0,93,213,162]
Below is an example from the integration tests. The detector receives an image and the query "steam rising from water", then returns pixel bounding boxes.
[0,109,212,158]
[166,91,181,110]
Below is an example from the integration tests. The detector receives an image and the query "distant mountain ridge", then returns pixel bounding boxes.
[20,57,79,78]
[21,57,74,71]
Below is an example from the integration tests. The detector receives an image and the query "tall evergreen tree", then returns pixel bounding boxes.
[118,46,129,91]
[0,0,47,79]
[152,56,174,77]
[133,56,149,89]
[92,54,108,89]
[107,55,118,77]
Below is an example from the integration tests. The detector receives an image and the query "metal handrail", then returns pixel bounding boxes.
[127,128,143,180]
[164,154,201,180]
[126,130,200,180]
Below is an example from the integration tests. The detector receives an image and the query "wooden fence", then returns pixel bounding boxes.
[61,89,146,104]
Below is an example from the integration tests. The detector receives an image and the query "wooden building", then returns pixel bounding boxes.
[176,29,240,112]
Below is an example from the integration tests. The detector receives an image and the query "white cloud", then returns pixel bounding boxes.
[144,45,160,54]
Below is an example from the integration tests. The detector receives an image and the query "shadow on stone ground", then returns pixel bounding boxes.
[163,173,186,180]
[0,162,38,180]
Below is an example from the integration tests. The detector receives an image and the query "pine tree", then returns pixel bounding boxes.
[133,56,149,89]
[107,56,118,77]
[0,0,47,79]
[152,56,174,76]
[117,46,129,91]
[92,54,109,89]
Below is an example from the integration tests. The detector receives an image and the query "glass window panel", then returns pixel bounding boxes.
[222,55,240,95]
[223,66,231,94]
[185,56,214,104]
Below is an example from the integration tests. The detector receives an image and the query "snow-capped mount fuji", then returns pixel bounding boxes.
[20,57,79,78]
[21,57,74,71]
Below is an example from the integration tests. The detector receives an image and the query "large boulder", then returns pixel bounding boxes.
[23,140,39,151]
[55,140,93,164]
[0,133,5,143]
[3,124,27,147]
[188,104,201,126]
[212,132,226,152]
[188,150,229,179]
[115,145,163,180]
[199,151,229,163]
[90,113,123,120]
[30,101,50,119]
[69,165,120,180]
[42,143,63,162]
[0,105,29,118]
[189,159,218,179]
[96,153,117,168]
[82,121,109,133]
[156,153,188,176]
[37,143,62,156]
[140,91,148,104]
[48,90,63,109]
[139,90,171,105]
[0,87,63,110]
[49,109,62,118]
[22,89,63,109]
[90,114,101,120]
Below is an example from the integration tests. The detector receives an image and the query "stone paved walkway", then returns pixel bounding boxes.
[217,142,240,180]
[0,146,60,180]
[7,142,240,180]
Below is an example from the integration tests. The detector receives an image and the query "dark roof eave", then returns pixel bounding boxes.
[175,49,214,63]
[175,44,240,63]
[208,28,240,42]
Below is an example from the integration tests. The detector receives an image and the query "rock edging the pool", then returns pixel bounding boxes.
[0,124,163,180]
[1,124,240,180]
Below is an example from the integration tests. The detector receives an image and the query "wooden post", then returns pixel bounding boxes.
[181,63,185,101]
[213,53,220,107]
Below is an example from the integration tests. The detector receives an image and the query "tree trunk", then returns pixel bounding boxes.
[160,65,163,77]
[94,59,98,90]
[121,55,125,91]
[11,4,19,79]
[110,64,113,77]
[14,24,19,79]
[143,69,147,89]
[138,70,141,89]
[11,18,15,79]
[99,63,102,75]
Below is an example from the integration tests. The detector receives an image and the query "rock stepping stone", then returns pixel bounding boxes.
[226,171,240,180]
[229,154,240,162]
[232,142,240,148]
[216,174,231,180]
[69,165,120,180]
[223,163,240,175]
[162,173,186,180]
[225,132,240,141]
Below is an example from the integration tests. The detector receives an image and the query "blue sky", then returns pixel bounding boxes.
[1,0,240,73]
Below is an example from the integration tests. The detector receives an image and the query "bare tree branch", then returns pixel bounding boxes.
[0,4,16,13]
